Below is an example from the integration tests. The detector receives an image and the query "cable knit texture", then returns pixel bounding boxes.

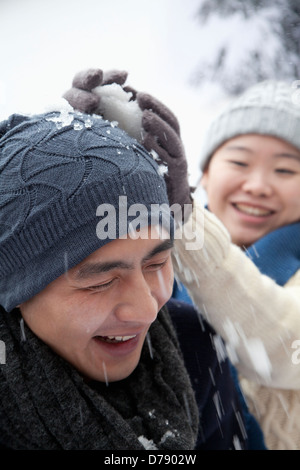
[173,200,300,450]
[0,111,170,312]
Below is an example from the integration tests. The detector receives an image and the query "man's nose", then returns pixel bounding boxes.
[114,274,158,324]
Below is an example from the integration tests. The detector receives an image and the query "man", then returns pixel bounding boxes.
[0,104,248,450]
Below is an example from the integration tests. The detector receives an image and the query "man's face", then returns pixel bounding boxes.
[201,134,300,247]
[20,226,174,382]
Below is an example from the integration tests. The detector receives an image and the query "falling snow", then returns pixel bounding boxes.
[222,318,272,381]
[146,333,154,359]
[102,361,109,387]
[182,392,192,424]
[213,391,224,419]
[20,318,26,342]
[244,337,272,381]
[233,434,243,450]
[212,334,228,365]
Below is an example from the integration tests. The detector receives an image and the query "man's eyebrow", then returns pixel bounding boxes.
[73,238,174,281]
[142,238,174,262]
[74,261,133,280]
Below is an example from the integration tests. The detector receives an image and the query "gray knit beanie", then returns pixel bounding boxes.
[199,80,300,170]
[0,111,171,312]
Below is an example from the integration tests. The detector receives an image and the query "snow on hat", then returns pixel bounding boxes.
[199,80,300,170]
[0,111,171,312]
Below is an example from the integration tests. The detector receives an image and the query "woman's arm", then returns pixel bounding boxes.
[173,200,300,389]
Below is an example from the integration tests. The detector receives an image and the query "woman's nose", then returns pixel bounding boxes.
[242,171,273,197]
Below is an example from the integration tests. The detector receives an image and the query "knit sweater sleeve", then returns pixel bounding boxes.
[173,200,300,389]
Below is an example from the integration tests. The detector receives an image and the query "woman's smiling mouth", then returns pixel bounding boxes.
[233,203,275,217]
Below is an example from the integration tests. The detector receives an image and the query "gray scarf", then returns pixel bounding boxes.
[0,306,198,450]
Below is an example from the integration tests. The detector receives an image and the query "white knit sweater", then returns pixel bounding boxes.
[173,201,300,450]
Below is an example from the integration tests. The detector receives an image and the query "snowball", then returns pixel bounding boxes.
[93,83,143,142]
[42,97,73,115]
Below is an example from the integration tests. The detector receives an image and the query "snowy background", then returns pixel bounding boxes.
[1,0,299,187]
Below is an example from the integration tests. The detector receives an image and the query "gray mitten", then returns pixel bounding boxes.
[63,68,128,114]
[63,68,143,141]
[63,69,192,220]
[137,93,192,219]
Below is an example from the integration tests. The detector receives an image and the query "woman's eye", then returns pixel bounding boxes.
[229,160,248,167]
[276,168,296,175]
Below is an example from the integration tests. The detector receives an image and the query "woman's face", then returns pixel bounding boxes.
[201,134,300,247]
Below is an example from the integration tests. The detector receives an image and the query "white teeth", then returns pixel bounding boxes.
[106,335,136,342]
[235,204,272,216]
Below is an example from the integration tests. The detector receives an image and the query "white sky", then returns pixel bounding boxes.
[0,0,229,185]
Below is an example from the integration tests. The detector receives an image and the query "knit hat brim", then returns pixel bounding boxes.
[1,172,171,312]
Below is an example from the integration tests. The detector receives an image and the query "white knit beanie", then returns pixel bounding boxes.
[199,80,300,170]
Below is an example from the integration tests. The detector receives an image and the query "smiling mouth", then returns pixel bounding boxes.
[233,203,274,217]
[96,335,137,344]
